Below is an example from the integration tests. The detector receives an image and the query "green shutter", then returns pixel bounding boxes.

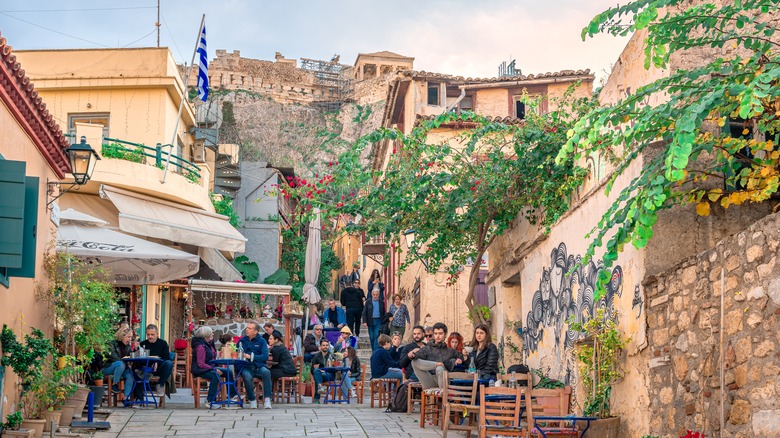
[7,177,39,279]
[0,160,27,268]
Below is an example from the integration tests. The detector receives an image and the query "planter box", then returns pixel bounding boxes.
[579,416,620,438]
[90,386,106,407]
[3,429,35,438]
[20,419,45,438]
[57,405,76,427]
[42,410,62,432]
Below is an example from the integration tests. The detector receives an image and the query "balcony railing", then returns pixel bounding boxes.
[100,137,201,183]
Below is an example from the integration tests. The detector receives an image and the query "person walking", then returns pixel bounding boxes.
[362,286,385,351]
[367,269,385,304]
[387,293,410,339]
[340,279,366,338]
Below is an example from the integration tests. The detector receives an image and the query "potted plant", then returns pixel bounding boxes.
[2,411,34,438]
[92,370,104,387]
[569,308,627,438]
[31,361,76,433]
[0,325,54,438]
[300,363,313,397]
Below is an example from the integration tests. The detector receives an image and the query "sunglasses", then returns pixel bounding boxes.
[425,334,434,338]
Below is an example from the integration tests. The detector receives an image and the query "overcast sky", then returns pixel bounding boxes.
[0,0,630,83]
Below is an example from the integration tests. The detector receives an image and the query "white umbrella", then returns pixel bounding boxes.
[57,209,200,285]
[302,209,322,337]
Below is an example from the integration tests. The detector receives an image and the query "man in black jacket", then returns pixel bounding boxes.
[302,324,324,363]
[340,279,365,338]
[361,286,386,351]
[408,322,461,389]
[139,324,173,396]
[398,325,426,381]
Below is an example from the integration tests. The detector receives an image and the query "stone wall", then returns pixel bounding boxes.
[644,210,780,437]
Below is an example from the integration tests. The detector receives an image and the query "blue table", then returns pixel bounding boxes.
[321,366,350,404]
[533,415,598,438]
[121,357,163,408]
[451,377,492,387]
[208,358,250,409]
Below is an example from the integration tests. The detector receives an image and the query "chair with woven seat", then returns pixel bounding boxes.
[420,387,444,428]
[352,363,367,404]
[370,378,399,408]
[274,356,303,403]
[478,385,529,438]
[407,381,423,413]
[441,372,479,437]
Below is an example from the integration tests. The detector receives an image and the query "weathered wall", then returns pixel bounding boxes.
[644,210,780,437]
[475,88,509,118]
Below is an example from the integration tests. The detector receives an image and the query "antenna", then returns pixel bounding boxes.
[156,0,161,47]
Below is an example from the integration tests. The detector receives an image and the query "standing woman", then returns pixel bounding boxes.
[468,323,499,379]
[387,294,411,339]
[367,269,385,304]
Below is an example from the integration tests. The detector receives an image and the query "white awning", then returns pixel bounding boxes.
[189,279,291,296]
[57,209,200,285]
[99,185,247,253]
[199,247,243,282]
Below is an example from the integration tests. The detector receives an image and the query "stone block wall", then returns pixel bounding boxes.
[644,210,780,437]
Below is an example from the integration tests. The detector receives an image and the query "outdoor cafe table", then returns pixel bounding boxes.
[121,357,163,408]
[321,366,350,404]
[533,415,598,438]
[208,358,250,409]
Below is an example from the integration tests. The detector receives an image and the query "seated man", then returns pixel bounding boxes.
[303,324,324,363]
[398,325,426,381]
[370,334,403,381]
[261,322,274,343]
[238,321,273,409]
[139,324,174,396]
[322,299,347,329]
[408,322,461,389]
[310,339,352,403]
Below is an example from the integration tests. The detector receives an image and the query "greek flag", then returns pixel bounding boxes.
[196,24,209,101]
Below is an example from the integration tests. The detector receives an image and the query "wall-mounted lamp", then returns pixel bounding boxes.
[47,136,101,209]
[403,229,430,272]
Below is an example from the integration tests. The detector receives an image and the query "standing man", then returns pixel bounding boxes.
[348,262,361,284]
[261,322,274,343]
[362,286,385,351]
[322,299,346,329]
[238,322,273,409]
[340,279,365,339]
[140,324,173,396]
[398,325,426,381]
[408,322,461,389]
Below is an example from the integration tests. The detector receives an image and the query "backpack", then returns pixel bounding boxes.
[385,382,408,413]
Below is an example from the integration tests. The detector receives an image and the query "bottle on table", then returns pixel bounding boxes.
[468,357,476,375]
[509,372,517,389]
[238,344,244,360]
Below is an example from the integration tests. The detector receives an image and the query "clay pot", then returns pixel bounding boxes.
[42,410,61,432]
[579,417,621,438]
[57,405,76,427]
[93,379,104,387]
[20,419,45,438]
[2,429,35,437]
[64,387,90,419]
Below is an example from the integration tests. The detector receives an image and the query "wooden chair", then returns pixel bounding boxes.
[274,356,303,403]
[105,376,124,408]
[173,350,188,388]
[370,378,399,408]
[441,372,479,437]
[352,363,367,404]
[192,376,211,408]
[528,387,578,437]
[407,381,423,413]
[478,385,529,438]
[420,387,443,428]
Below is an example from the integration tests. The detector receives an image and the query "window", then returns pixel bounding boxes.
[515,100,526,119]
[459,96,473,111]
[68,113,110,138]
[427,83,440,106]
[513,95,541,119]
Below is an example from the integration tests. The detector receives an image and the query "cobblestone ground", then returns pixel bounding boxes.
[91,395,450,438]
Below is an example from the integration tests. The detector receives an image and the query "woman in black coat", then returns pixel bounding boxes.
[467,323,500,379]
[268,331,297,380]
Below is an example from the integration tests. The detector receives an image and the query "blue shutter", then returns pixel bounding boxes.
[7,177,39,279]
[0,160,27,268]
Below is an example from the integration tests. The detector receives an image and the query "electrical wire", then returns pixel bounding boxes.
[0,6,156,13]
[0,12,110,47]
[160,12,186,63]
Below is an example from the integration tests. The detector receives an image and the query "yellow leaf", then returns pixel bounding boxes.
[742,128,750,136]
[721,196,731,208]
[765,140,774,151]
[696,201,711,216]
[717,118,726,127]
[760,166,772,177]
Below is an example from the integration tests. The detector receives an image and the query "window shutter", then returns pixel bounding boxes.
[0,160,27,268]
[7,176,39,279]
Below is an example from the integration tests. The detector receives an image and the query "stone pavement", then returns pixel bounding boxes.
[92,404,450,438]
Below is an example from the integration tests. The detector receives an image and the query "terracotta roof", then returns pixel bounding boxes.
[358,51,414,60]
[0,32,70,177]
[414,113,526,127]
[399,68,593,84]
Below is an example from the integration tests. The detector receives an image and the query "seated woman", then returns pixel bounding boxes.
[447,332,467,372]
[333,326,357,353]
[190,326,237,405]
[101,327,135,401]
[268,330,297,381]
[389,333,403,361]
[370,334,403,381]
[468,323,499,379]
[344,346,361,398]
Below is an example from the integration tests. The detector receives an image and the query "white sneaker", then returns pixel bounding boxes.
[249,400,257,409]
[263,399,272,409]
[349,389,357,398]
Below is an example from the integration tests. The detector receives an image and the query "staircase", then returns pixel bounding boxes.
[355,336,373,380]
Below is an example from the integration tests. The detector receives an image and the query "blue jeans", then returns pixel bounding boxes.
[375,369,403,381]
[154,360,173,389]
[241,364,272,401]
[102,361,134,398]
[194,367,235,403]
[313,368,352,400]
[369,318,382,351]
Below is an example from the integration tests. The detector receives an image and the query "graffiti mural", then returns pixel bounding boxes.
[522,242,623,392]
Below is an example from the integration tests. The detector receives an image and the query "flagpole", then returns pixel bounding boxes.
[162,13,205,184]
